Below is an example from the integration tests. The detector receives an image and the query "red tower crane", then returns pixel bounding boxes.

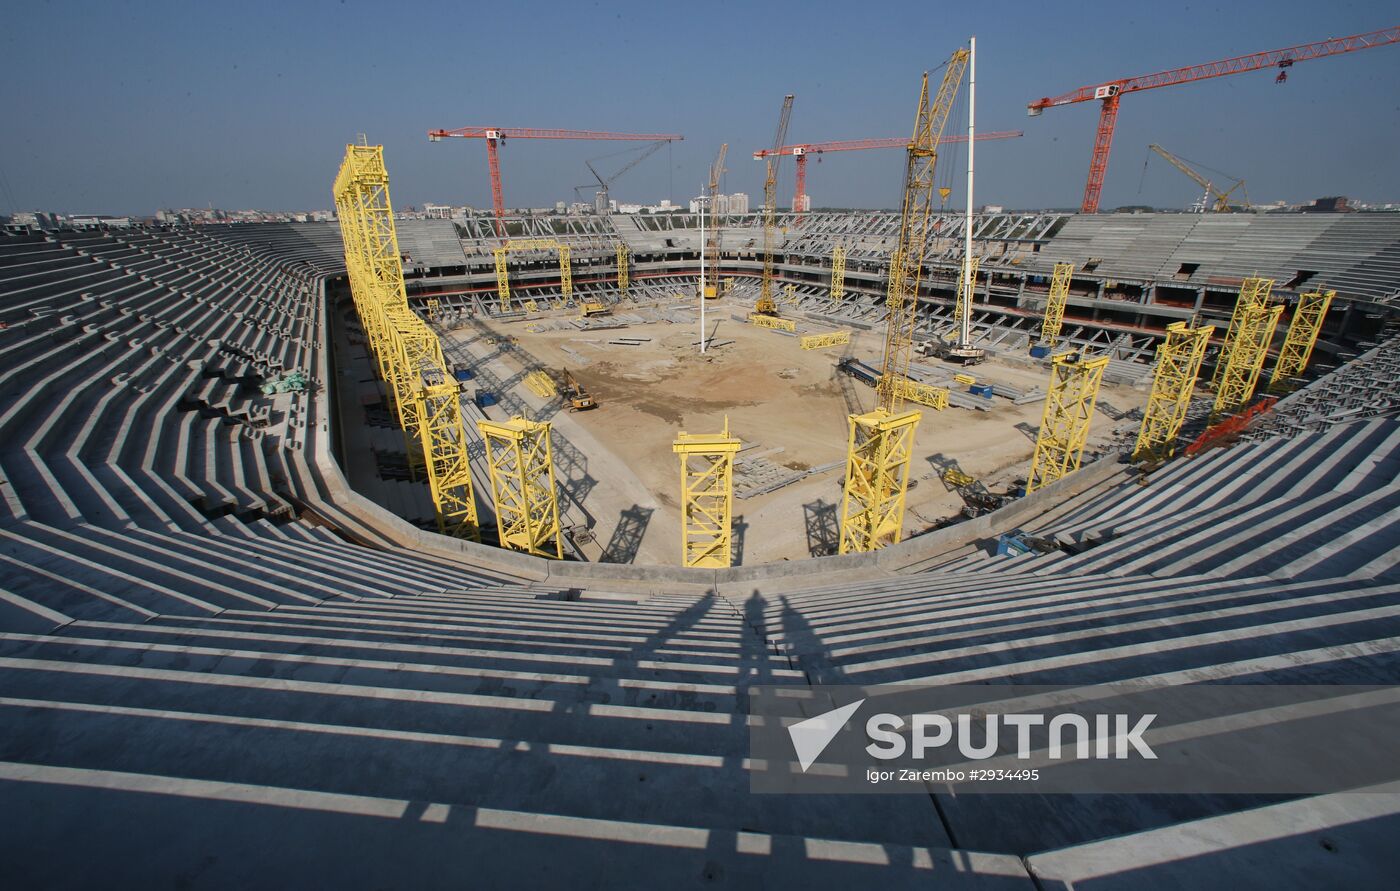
[1028,25,1400,213]
[427,127,684,236]
[753,130,1022,216]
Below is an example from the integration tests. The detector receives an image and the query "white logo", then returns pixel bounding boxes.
[787,699,865,772]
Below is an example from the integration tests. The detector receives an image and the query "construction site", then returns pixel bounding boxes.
[3,14,1400,890]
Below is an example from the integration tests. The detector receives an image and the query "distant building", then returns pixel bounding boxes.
[1303,196,1353,213]
[794,194,811,213]
[982,204,1004,214]
[555,201,567,214]
[423,203,453,219]
[728,192,750,215]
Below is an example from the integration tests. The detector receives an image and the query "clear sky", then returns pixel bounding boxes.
[3,0,1397,215]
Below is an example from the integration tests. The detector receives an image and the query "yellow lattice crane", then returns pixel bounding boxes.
[1132,322,1213,463]
[950,255,980,342]
[1028,352,1110,492]
[838,51,968,555]
[333,143,479,540]
[1270,289,1334,389]
[615,241,629,297]
[494,239,572,312]
[1147,144,1250,212]
[830,244,847,302]
[704,143,727,299]
[672,420,741,568]
[1040,262,1073,346]
[878,52,969,411]
[476,416,562,558]
[753,95,794,317]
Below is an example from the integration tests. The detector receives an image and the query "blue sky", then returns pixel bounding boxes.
[3,0,1396,214]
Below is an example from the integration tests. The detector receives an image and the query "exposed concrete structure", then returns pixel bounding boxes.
[1,219,1398,887]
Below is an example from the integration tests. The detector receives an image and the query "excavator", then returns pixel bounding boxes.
[557,369,597,412]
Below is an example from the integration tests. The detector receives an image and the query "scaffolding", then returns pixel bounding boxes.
[524,370,558,398]
[839,408,922,553]
[616,241,629,297]
[333,143,479,540]
[493,238,573,312]
[672,421,741,568]
[1132,321,1213,462]
[426,297,441,321]
[895,378,950,410]
[1270,289,1335,389]
[783,283,798,305]
[831,244,847,301]
[800,330,851,350]
[477,416,562,558]
[1040,262,1073,346]
[1212,302,1284,420]
[1210,276,1274,389]
[1027,352,1110,492]
[749,314,797,333]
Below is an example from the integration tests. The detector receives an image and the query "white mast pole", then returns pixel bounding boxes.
[699,195,707,354]
[961,35,976,349]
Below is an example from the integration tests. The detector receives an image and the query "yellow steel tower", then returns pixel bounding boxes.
[1270,289,1334,389]
[877,53,969,411]
[1212,302,1283,420]
[838,409,923,554]
[1132,322,1213,462]
[616,241,629,298]
[1041,262,1073,346]
[494,239,573,312]
[830,245,847,302]
[1027,352,1110,492]
[333,143,479,540]
[672,421,741,568]
[754,96,794,317]
[1210,277,1274,388]
[476,416,562,558]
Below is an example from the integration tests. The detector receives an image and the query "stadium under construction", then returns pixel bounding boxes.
[3,25,1400,891]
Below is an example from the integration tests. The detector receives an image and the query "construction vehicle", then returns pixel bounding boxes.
[557,370,598,412]
[579,302,611,318]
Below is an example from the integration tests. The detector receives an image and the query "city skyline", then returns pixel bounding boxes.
[2,1,1397,217]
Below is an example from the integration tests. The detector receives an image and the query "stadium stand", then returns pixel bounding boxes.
[1,217,1399,887]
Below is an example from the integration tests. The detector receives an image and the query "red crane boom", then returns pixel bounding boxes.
[753,130,1023,216]
[428,127,684,237]
[1027,25,1400,213]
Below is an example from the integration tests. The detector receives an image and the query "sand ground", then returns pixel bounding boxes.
[451,302,1143,566]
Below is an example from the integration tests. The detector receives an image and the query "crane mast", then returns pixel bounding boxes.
[754,95,794,317]
[877,50,970,411]
[704,143,728,299]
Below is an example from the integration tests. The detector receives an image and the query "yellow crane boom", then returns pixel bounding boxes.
[877,51,970,411]
[754,95,794,317]
[704,143,728,299]
[1147,144,1250,212]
